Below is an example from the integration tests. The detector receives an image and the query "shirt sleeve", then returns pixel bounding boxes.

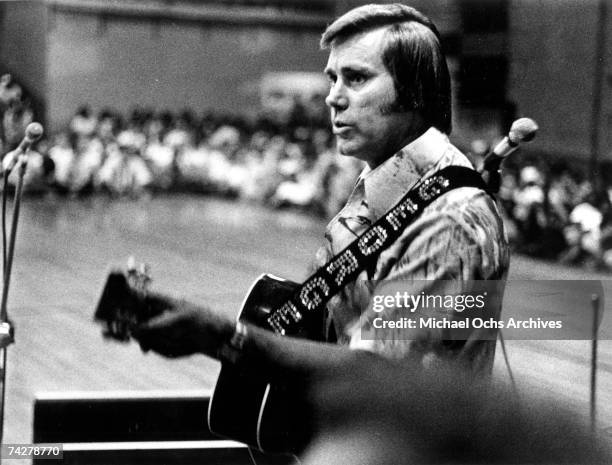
[347,188,508,373]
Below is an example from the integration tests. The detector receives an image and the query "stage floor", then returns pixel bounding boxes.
[3,195,612,444]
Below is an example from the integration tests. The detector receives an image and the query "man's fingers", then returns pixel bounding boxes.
[135,309,179,331]
[130,301,210,358]
[132,310,191,354]
[135,329,191,357]
[144,291,176,316]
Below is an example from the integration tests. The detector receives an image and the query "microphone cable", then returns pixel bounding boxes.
[2,169,8,275]
[0,158,8,451]
[498,329,518,395]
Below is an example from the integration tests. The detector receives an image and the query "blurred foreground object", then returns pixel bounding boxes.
[303,358,612,465]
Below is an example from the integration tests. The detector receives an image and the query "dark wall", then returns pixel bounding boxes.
[43,3,329,132]
[0,1,48,122]
[508,0,610,161]
[46,13,326,132]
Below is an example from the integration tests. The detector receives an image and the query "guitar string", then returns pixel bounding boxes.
[247,446,258,465]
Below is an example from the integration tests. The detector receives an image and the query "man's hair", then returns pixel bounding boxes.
[321,3,452,134]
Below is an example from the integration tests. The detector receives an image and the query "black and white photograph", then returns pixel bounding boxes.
[0,0,610,464]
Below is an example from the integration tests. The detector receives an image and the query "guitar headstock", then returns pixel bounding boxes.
[94,257,154,342]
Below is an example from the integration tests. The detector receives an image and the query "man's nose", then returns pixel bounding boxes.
[325,81,348,111]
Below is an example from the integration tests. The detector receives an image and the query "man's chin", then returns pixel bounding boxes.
[337,141,362,159]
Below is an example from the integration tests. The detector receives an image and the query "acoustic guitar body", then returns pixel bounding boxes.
[208,274,322,455]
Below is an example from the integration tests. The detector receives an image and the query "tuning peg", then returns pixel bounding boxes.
[126,256,137,272]
[139,262,149,276]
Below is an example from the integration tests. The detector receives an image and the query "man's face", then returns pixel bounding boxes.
[324,27,417,168]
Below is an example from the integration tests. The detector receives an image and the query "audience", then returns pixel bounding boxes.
[11,103,362,219]
[494,159,612,271]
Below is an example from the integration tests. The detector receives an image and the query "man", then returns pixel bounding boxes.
[131,0,508,435]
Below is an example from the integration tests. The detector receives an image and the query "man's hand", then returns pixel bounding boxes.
[132,294,234,359]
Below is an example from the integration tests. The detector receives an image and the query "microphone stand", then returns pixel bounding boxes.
[590,294,600,433]
[0,152,29,447]
[479,157,503,193]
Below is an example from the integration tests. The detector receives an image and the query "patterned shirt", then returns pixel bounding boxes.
[316,127,510,373]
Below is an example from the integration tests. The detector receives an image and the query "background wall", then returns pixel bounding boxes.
[0,1,47,120]
[45,3,329,132]
[507,0,612,162]
[1,0,331,132]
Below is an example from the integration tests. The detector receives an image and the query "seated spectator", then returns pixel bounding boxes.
[116,124,146,154]
[163,112,194,150]
[176,140,211,192]
[227,132,268,201]
[97,142,152,197]
[71,135,105,195]
[547,169,578,225]
[3,96,33,150]
[512,165,548,254]
[561,190,610,269]
[271,140,318,209]
[240,133,286,202]
[205,125,242,195]
[97,109,120,146]
[48,132,76,194]
[70,105,97,139]
[144,131,175,191]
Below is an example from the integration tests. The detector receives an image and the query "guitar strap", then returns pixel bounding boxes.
[267,165,491,336]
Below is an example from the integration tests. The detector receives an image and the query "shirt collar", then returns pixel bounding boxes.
[358,127,452,218]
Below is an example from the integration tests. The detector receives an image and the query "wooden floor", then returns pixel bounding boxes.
[2,194,612,445]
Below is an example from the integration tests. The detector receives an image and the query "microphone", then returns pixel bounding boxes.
[479,118,538,193]
[481,117,538,172]
[1,122,44,173]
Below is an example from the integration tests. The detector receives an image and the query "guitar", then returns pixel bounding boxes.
[95,262,320,456]
[208,273,324,455]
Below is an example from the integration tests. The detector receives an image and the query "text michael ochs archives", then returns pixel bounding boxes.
[358,278,612,341]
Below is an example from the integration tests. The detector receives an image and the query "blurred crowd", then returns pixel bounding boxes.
[11,104,363,219]
[1,71,611,272]
[497,160,612,271]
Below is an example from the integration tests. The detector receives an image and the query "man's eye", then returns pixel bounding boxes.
[348,74,366,85]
